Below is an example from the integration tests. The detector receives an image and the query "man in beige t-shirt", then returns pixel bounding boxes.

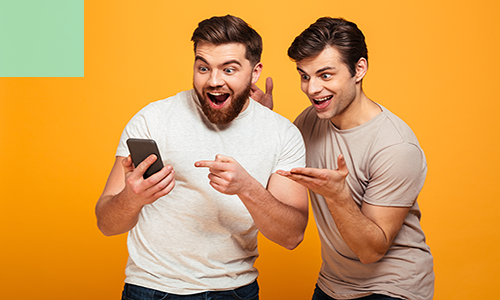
[254,17,434,300]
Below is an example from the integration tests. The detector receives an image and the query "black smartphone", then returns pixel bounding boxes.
[126,138,164,179]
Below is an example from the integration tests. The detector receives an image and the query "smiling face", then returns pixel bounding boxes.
[296,46,367,128]
[193,42,262,125]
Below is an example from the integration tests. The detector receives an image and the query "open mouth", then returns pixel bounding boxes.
[207,92,230,108]
[313,95,332,106]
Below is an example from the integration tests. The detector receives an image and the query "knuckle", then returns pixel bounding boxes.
[126,177,135,187]
[131,186,141,195]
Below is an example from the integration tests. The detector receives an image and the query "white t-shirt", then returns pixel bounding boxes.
[116,90,305,294]
[294,104,434,300]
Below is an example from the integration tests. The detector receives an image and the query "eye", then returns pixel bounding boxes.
[224,68,236,75]
[321,73,332,80]
[199,66,209,73]
[300,74,310,81]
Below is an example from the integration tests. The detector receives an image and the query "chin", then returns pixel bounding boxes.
[195,89,245,125]
[194,81,251,125]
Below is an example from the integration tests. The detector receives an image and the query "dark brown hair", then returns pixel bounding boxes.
[288,17,368,77]
[191,15,262,67]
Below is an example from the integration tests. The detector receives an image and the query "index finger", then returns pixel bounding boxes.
[132,154,158,178]
[195,159,233,172]
[290,167,318,177]
[194,160,214,168]
[275,169,312,186]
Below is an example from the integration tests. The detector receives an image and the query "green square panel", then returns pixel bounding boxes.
[0,0,84,77]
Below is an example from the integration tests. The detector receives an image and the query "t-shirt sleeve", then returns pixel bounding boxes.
[115,104,159,157]
[363,142,427,207]
[273,124,306,173]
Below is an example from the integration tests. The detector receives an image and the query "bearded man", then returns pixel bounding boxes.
[95,15,308,300]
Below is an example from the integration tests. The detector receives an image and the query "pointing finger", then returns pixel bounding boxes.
[194,160,214,168]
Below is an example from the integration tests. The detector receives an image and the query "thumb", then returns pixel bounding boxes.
[215,154,232,163]
[122,156,135,172]
[337,154,349,177]
[265,77,274,94]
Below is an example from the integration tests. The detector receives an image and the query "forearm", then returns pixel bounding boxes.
[238,180,308,250]
[325,190,389,264]
[95,192,143,236]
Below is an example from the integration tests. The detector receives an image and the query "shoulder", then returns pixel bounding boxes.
[364,141,427,206]
[250,100,297,130]
[366,105,426,170]
[294,105,317,128]
[376,105,421,145]
[372,142,426,172]
[131,90,194,121]
[124,89,192,129]
[249,101,305,148]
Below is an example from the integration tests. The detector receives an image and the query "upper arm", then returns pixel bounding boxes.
[100,156,128,199]
[267,173,308,214]
[359,143,425,246]
[266,122,307,213]
[364,143,426,206]
[361,202,410,246]
[354,143,426,248]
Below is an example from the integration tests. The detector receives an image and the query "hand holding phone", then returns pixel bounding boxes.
[126,138,165,179]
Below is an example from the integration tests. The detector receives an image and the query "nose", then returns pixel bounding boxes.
[307,77,323,95]
[208,70,224,87]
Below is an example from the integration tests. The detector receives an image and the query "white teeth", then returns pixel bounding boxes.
[315,96,331,102]
[209,92,225,96]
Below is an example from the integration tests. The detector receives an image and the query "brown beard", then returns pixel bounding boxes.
[194,79,251,125]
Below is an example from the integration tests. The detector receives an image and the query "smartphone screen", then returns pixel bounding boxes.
[126,138,164,179]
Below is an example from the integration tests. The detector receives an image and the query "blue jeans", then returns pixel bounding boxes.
[121,280,259,300]
[312,284,403,300]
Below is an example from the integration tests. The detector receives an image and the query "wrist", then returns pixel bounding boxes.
[237,177,264,202]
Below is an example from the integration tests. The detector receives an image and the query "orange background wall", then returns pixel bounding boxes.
[1,0,499,299]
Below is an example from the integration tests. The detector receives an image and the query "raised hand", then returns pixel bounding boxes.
[250,77,274,110]
[122,154,176,206]
[96,154,176,236]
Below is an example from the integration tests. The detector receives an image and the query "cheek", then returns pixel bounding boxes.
[193,74,205,89]
[326,80,343,93]
[300,82,308,94]
[226,75,247,92]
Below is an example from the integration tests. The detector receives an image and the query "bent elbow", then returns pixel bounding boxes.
[99,229,115,237]
[96,220,121,237]
[283,233,304,250]
[97,222,113,237]
[358,252,385,264]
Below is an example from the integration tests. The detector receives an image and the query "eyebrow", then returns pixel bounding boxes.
[297,66,337,74]
[195,55,209,65]
[222,59,242,67]
[194,56,242,67]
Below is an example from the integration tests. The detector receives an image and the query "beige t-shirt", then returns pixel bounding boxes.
[294,104,434,300]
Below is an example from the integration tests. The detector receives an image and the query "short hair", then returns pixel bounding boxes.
[288,17,368,77]
[191,15,262,67]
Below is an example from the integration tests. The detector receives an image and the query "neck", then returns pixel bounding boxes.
[331,90,382,130]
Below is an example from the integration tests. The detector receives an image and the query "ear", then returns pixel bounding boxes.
[251,62,263,84]
[355,58,368,83]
